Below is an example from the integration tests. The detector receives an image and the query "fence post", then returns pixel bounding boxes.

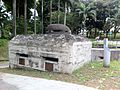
[103,38,111,67]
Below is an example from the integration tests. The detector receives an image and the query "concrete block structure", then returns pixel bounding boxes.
[9,24,92,73]
[9,34,92,73]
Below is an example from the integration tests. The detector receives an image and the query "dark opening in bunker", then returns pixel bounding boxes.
[42,56,58,62]
[16,53,28,57]
[19,58,25,65]
[45,62,53,71]
[99,56,104,59]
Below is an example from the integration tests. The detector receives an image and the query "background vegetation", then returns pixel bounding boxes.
[0,0,120,39]
[0,1,120,89]
[0,39,8,60]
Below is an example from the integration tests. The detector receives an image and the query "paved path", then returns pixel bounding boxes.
[0,73,98,90]
[0,80,18,90]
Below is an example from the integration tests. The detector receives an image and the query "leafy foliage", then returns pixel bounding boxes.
[0,39,7,47]
[0,3,9,38]
[3,0,34,19]
[1,0,120,39]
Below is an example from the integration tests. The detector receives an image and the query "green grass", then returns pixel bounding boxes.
[92,41,120,48]
[0,61,120,90]
[0,39,8,61]
[100,33,120,40]
[74,61,120,79]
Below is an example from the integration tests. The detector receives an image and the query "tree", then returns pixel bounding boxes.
[0,1,9,38]
[103,17,114,38]
[93,0,120,38]
[2,0,35,35]
[24,0,27,35]
[50,0,53,24]
[63,0,72,25]
[41,0,44,33]
[110,0,120,39]
[34,0,37,34]
[58,0,60,24]
[3,0,34,19]
[113,10,120,38]
[37,0,52,33]
[13,0,16,36]
[73,0,96,36]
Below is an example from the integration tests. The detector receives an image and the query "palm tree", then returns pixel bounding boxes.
[64,2,67,25]
[74,1,96,35]
[58,0,60,24]
[41,0,44,34]
[50,0,52,24]
[0,0,3,30]
[13,0,16,36]
[24,0,27,35]
[34,0,36,34]
[63,0,72,25]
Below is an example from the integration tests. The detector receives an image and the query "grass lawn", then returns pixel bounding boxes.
[92,41,120,48]
[0,61,120,90]
[0,39,8,61]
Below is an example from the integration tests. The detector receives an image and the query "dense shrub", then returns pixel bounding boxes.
[0,39,8,47]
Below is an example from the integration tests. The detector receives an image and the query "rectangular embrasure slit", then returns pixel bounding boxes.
[16,53,28,57]
[42,56,58,62]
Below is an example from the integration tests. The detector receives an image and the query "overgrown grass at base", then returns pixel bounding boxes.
[0,61,120,90]
[0,39,8,61]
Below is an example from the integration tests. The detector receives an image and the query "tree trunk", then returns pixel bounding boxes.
[0,0,3,38]
[86,31,89,38]
[90,30,92,38]
[24,0,27,35]
[114,31,117,39]
[34,0,36,34]
[41,0,44,34]
[58,0,60,24]
[50,0,52,24]
[17,0,20,32]
[114,24,117,39]
[64,2,67,25]
[13,0,16,36]
[105,31,109,38]
[94,28,97,38]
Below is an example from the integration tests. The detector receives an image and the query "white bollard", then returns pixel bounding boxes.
[103,38,111,67]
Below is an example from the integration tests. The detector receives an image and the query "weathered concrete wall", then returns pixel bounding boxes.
[111,50,120,60]
[92,48,120,61]
[9,41,92,74]
[59,41,92,73]
[70,42,92,73]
